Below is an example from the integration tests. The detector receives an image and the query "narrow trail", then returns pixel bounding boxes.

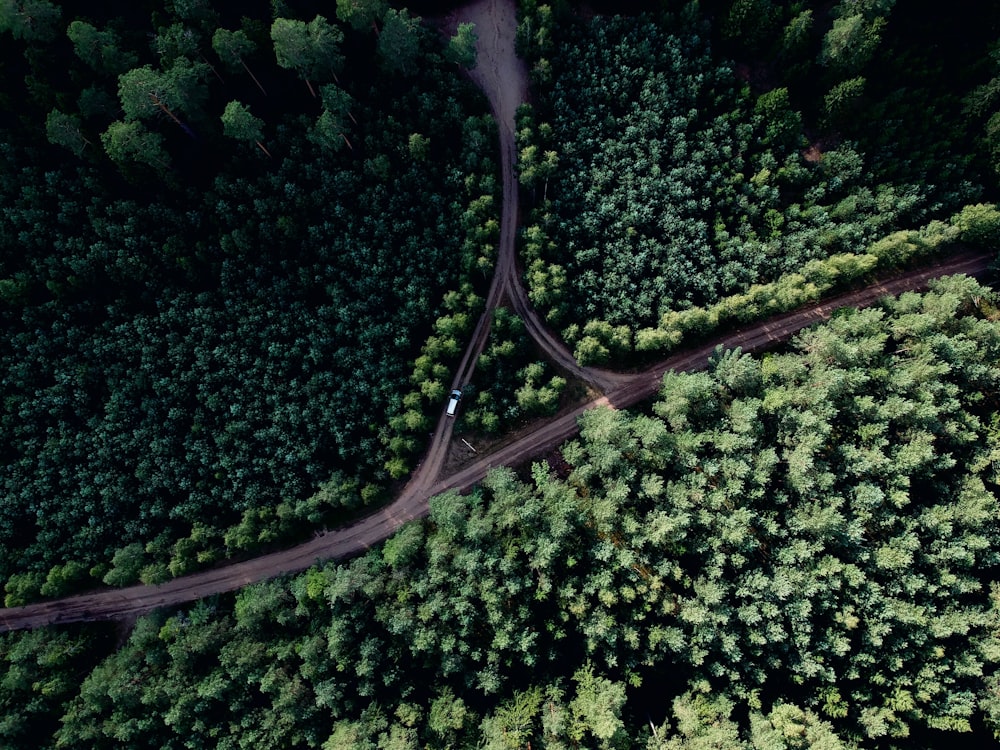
[0,0,994,633]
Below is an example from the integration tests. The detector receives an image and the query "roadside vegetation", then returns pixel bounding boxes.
[2,1,1000,748]
[515,0,1000,363]
[3,277,998,748]
[0,0,496,599]
[459,306,567,435]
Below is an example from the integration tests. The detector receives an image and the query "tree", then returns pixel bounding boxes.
[568,664,627,746]
[445,22,478,69]
[66,20,136,75]
[408,132,430,161]
[270,15,343,98]
[819,14,886,74]
[952,202,1000,247]
[310,83,355,151]
[336,0,388,33]
[101,542,148,586]
[755,87,803,150]
[663,693,747,749]
[45,109,91,156]
[780,9,814,60]
[722,0,781,53]
[118,62,208,130]
[377,9,421,76]
[221,100,271,158]
[0,0,60,42]
[101,121,169,171]
[212,27,267,95]
[153,23,201,66]
[823,76,866,125]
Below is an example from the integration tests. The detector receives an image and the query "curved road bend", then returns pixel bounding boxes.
[0,249,991,633]
[0,0,995,631]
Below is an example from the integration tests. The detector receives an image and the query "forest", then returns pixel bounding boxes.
[2,0,1000,748]
[514,0,1000,362]
[0,0,497,598]
[1,277,998,748]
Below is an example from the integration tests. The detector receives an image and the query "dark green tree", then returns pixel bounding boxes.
[377,9,421,76]
[212,27,267,95]
[335,0,388,33]
[66,20,137,75]
[45,109,91,156]
[0,0,60,42]
[270,15,343,98]
[309,83,355,151]
[221,100,271,157]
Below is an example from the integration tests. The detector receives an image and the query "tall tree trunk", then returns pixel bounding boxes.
[241,60,267,95]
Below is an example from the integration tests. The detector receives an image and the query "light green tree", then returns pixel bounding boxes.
[819,14,885,74]
[445,22,478,68]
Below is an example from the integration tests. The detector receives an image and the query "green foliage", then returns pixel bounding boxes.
[336,0,388,33]
[378,8,421,76]
[117,60,208,125]
[44,109,90,156]
[271,15,343,96]
[220,100,262,142]
[819,13,886,75]
[0,0,60,42]
[0,626,109,747]
[953,203,1000,247]
[3,572,45,608]
[102,543,146,587]
[722,0,781,54]
[30,281,1000,749]
[100,119,169,169]
[66,20,136,75]
[310,84,355,151]
[516,3,986,359]
[463,307,564,434]
[0,0,498,590]
[220,100,268,156]
[519,9,980,347]
[823,76,866,125]
[211,26,267,95]
[446,22,478,69]
[211,27,252,70]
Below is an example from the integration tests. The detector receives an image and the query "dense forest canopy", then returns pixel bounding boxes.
[515,0,1000,357]
[2,277,998,748]
[0,0,497,595]
[1,0,1000,748]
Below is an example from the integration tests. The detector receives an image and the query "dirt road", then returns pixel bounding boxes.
[0,0,994,633]
[1,247,991,632]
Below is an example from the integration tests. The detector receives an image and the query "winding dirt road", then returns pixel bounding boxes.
[0,0,994,633]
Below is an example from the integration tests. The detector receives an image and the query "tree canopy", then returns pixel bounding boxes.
[5,277,999,748]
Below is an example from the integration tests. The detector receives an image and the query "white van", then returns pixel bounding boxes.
[446,389,462,417]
